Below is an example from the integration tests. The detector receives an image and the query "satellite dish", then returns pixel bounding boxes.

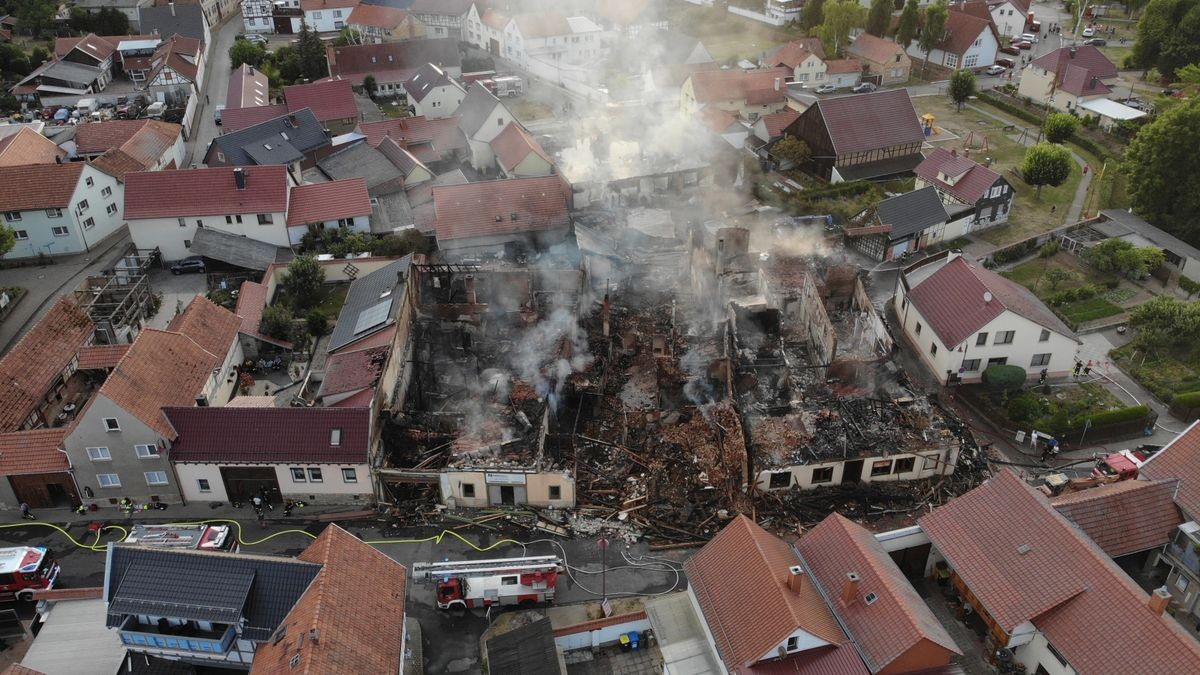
[983,291,993,303]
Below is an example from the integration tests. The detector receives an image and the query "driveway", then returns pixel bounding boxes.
[145,268,209,329]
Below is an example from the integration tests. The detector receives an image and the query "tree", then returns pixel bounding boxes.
[295,21,329,82]
[1020,143,1072,197]
[1045,267,1071,291]
[1132,0,1200,81]
[333,27,356,47]
[260,305,295,341]
[1129,296,1200,349]
[897,0,920,49]
[229,39,266,69]
[374,230,429,257]
[866,0,893,37]
[15,0,55,37]
[362,74,378,99]
[95,6,131,35]
[818,0,867,57]
[28,45,49,70]
[802,0,826,30]
[983,364,1027,394]
[1084,238,1166,278]
[948,69,976,111]
[1123,97,1200,245]
[772,135,812,167]
[1042,112,1080,143]
[0,223,14,258]
[306,310,328,338]
[281,254,326,311]
[918,0,950,76]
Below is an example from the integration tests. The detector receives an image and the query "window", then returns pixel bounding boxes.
[339,468,357,483]
[184,239,191,248]
[135,444,159,458]
[87,446,112,461]
[976,332,988,346]
[308,468,323,482]
[13,230,27,240]
[497,117,504,126]
[106,204,117,215]
[198,479,211,492]
[915,322,922,335]
[196,220,203,227]
[893,457,916,474]
[987,356,1008,367]
[961,358,981,372]
[549,484,562,500]
[864,592,879,604]
[895,53,902,63]
[946,54,959,68]
[216,152,224,162]
[179,217,187,227]
[52,226,70,236]
[3,211,20,221]
[994,331,1015,345]
[930,343,938,355]
[1030,353,1052,367]
[871,460,893,476]
[964,54,979,68]
[1045,641,1069,667]
[85,177,94,187]
[462,482,476,498]
[812,466,834,484]
[1039,329,1050,342]
[46,208,62,218]
[291,467,307,482]
[289,655,301,669]
[923,454,940,470]
[313,10,322,18]
[103,417,120,431]
[769,472,792,489]
[786,636,799,652]
[77,199,89,213]
[333,9,341,16]
[330,428,342,446]
[257,214,273,225]
[102,186,112,198]
[97,473,121,488]
[1176,575,1190,592]
[500,575,518,586]
[145,471,168,486]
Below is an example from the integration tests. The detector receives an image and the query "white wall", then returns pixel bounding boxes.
[414,84,466,119]
[554,616,652,652]
[992,2,1026,37]
[1,164,125,259]
[242,0,273,33]
[755,448,952,492]
[175,462,373,503]
[305,3,355,32]
[127,210,289,261]
[907,28,997,70]
[1014,632,1077,675]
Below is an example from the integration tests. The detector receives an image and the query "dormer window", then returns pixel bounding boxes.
[786,636,799,652]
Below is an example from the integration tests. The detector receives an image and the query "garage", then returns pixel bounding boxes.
[219,466,280,504]
[0,430,80,509]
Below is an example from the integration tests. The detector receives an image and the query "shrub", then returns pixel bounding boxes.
[983,364,1027,393]
[1171,391,1200,409]
[1075,284,1098,300]
[1104,278,1121,290]
[260,305,294,340]
[1081,405,1151,427]
[1038,241,1060,258]
[1007,393,1043,424]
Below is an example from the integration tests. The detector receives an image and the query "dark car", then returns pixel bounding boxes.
[851,82,877,93]
[996,57,1017,69]
[999,44,1021,56]
[170,257,206,275]
[1085,38,1107,46]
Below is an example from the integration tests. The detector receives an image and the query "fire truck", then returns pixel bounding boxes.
[0,547,60,602]
[412,555,563,610]
[1092,446,1161,480]
[124,524,238,552]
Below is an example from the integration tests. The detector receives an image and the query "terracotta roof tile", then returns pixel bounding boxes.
[221,104,290,133]
[284,79,359,124]
[166,407,370,463]
[480,8,510,30]
[75,119,152,155]
[824,58,861,74]
[432,176,571,242]
[689,67,791,104]
[798,514,960,672]
[1030,45,1118,83]
[685,515,846,670]
[1,664,47,675]
[318,345,388,400]
[921,470,1200,674]
[759,109,801,138]
[0,127,66,166]
[77,343,130,370]
[0,429,68,475]
[347,3,409,29]
[742,644,867,674]
[31,587,103,600]
[299,0,359,11]
[765,41,816,69]
[227,395,277,407]
[249,525,407,675]
[124,165,289,219]
[1051,479,1182,557]
[915,148,1004,204]
[0,163,84,210]
[937,11,997,57]
[359,115,466,157]
[326,39,461,85]
[166,295,243,360]
[490,122,552,173]
[807,89,924,156]
[410,0,472,16]
[235,280,292,348]
[847,34,905,66]
[117,119,180,167]
[227,63,270,109]
[1142,421,1200,517]
[90,148,145,181]
[699,107,740,134]
[376,136,429,178]
[1058,62,1112,97]
[0,297,93,432]
[286,178,372,227]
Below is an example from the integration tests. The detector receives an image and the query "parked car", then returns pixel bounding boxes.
[814,83,837,94]
[1019,33,1039,43]
[996,57,1017,69]
[246,34,268,45]
[985,65,1007,76]
[1013,40,1033,50]
[851,82,877,93]
[1082,26,1096,37]
[170,257,206,275]
[214,104,225,125]
[1000,44,1021,56]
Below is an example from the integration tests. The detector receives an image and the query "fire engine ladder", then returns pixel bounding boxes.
[412,555,563,580]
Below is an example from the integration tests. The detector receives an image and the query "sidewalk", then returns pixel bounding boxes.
[2,499,370,528]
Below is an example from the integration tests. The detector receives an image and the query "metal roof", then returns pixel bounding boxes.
[874,186,949,240]
[20,599,125,675]
[190,227,291,271]
[327,257,410,353]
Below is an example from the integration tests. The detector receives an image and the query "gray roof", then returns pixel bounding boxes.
[191,226,292,270]
[835,153,925,182]
[328,257,411,352]
[104,544,321,640]
[456,82,502,139]
[17,59,102,88]
[404,62,457,103]
[210,107,328,166]
[377,136,428,177]
[318,142,404,193]
[243,137,303,165]
[20,599,125,675]
[486,618,560,675]
[1098,209,1200,262]
[371,191,416,233]
[875,186,948,240]
[139,5,207,43]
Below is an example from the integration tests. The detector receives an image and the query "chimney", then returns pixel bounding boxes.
[288,114,299,127]
[464,275,477,304]
[233,167,246,190]
[1069,47,1077,58]
[774,77,781,91]
[950,148,957,157]
[1149,587,1172,615]
[841,572,861,605]
[785,565,805,594]
[195,394,209,407]
[1089,76,1098,89]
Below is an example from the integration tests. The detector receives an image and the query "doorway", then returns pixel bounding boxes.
[220,466,280,504]
[842,459,864,483]
[499,485,515,505]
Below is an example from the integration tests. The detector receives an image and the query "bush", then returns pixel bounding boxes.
[1007,393,1044,423]
[374,230,430,257]
[1104,278,1121,290]
[1038,240,1060,258]
[1049,288,1077,305]
[207,289,236,310]
[983,364,1027,392]
[1171,391,1200,408]
[260,305,294,340]
[1075,284,1098,301]
[1080,405,1151,427]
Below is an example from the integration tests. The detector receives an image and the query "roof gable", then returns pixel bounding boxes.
[937,10,996,57]
[456,82,504,138]
[915,148,1005,204]
[490,121,552,172]
[166,295,242,359]
[1142,421,1200,517]
[286,178,372,227]
[0,127,66,166]
[688,67,790,104]
[1051,478,1183,558]
[326,38,462,83]
[0,162,84,211]
[404,62,461,103]
[810,89,924,156]
[283,79,359,123]
[328,258,410,352]
[847,33,903,65]
[1030,45,1118,82]
[1058,62,1112,97]
[0,428,69,475]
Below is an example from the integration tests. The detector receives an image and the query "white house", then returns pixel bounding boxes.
[124,165,291,262]
[285,178,372,245]
[762,40,828,85]
[454,82,516,171]
[241,0,273,33]
[490,122,555,178]
[404,62,466,119]
[894,252,1080,385]
[501,13,610,70]
[463,3,510,55]
[302,0,359,32]
[981,0,1030,37]
[0,162,125,260]
[1018,46,1119,113]
[915,148,1015,236]
[906,9,999,70]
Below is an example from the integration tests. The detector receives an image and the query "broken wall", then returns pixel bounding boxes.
[799,272,837,372]
[853,275,894,354]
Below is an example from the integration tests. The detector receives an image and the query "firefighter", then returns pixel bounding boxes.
[119,497,133,515]
[19,502,34,520]
[1083,360,1093,376]
[283,499,295,517]
[1039,368,1048,384]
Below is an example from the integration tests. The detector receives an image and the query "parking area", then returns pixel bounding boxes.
[145,267,207,329]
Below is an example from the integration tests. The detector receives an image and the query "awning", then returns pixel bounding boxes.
[645,593,723,675]
[1078,98,1148,121]
[190,227,292,270]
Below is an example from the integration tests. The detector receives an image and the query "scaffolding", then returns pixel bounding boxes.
[73,245,161,344]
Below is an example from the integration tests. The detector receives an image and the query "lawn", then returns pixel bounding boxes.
[969,381,1124,435]
[666,2,790,63]
[1002,252,1115,298]
[273,283,350,322]
[510,99,555,123]
[1058,296,1124,326]
[912,95,1083,247]
[1111,343,1200,403]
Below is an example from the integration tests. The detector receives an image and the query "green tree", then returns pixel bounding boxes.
[1132,0,1200,80]
[1123,97,1200,244]
[28,45,49,69]
[1045,267,1071,291]
[1084,239,1166,278]
[362,74,378,99]
[95,6,131,35]
[0,92,18,115]
[818,0,867,57]
[897,0,920,49]
[333,27,356,47]
[281,254,326,312]
[306,310,328,338]
[0,223,15,258]
[0,42,31,77]
[259,305,295,341]
[295,21,329,82]
[802,0,826,30]
[1042,112,1081,143]
[772,135,812,167]
[15,0,55,37]
[1129,295,1200,348]
[918,0,950,76]
[229,39,266,69]
[866,0,893,37]
[374,230,429,257]
[1020,143,1073,197]
[948,69,976,111]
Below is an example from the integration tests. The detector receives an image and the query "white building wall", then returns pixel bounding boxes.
[127,211,289,261]
[175,462,374,502]
[286,215,370,245]
[1014,632,1077,675]
[242,0,273,33]
[756,448,952,492]
[305,3,355,32]
[992,2,1026,37]
[792,55,827,84]
[414,84,466,119]
[1,165,125,259]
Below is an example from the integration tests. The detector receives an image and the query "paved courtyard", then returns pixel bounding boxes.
[566,644,662,675]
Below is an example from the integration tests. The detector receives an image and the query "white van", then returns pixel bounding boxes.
[214,104,226,125]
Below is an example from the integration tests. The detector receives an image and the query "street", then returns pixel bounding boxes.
[184,12,245,167]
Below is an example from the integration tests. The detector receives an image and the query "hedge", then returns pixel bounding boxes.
[976,90,1113,163]
[1080,405,1151,427]
[1173,391,1200,408]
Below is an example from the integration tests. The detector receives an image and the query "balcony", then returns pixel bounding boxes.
[1166,542,1200,577]
[118,615,236,655]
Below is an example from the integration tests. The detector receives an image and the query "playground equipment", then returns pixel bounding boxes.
[921,113,939,136]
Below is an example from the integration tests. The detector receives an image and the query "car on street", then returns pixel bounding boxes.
[1020,33,1039,43]
[170,257,206,275]
[238,33,268,45]
[1000,44,1021,55]
[1012,40,1033,50]
[985,65,1006,76]
[814,83,837,94]
[1082,26,1096,37]
[996,57,1017,69]
[851,82,877,93]
[1084,37,1106,46]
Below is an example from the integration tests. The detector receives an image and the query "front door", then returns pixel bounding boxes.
[500,485,515,505]
[842,459,864,483]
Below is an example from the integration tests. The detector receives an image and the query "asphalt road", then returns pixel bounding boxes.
[184,12,244,167]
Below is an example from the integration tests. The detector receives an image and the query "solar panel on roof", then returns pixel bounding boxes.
[353,298,393,335]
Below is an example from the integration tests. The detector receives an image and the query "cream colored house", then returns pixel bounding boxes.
[1018,45,1119,112]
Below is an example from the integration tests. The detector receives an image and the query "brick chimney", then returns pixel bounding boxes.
[1069,47,1077,58]
[785,565,805,594]
[1149,587,1172,615]
[841,572,861,605]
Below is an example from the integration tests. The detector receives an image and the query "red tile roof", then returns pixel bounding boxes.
[124,165,289,219]
[77,344,130,370]
[480,8,510,31]
[920,470,1200,674]
[699,107,740,134]
[284,79,359,124]
[432,176,571,242]
[0,429,69,475]
[166,295,242,361]
[689,67,791,104]
[286,178,372,227]
[490,122,552,173]
[765,41,817,69]
[0,163,84,211]
[938,10,997,57]
[319,345,388,399]
[1058,62,1112,97]
[759,109,801,139]
[166,407,370,463]
[250,525,406,675]
[1030,45,1118,83]
[0,297,93,432]
[55,33,117,62]
[798,514,960,672]
[1142,421,1200,517]
[685,515,846,671]
[1051,479,1183,558]
[75,119,152,155]
[846,34,906,66]
[326,39,461,85]
[0,127,66,166]
[91,149,145,181]
[743,645,867,675]
[915,148,1004,204]
[221,104,290,133]
[808,89,924,156]
[513,13,571,39]
[347,3,409,29]
[904,254,1076,349]
[824,58,861,75]
[227,63,271,109]
[299,0,359,10]
[234,281,292,349]
[359,115,465,157]
[551,611,648,637]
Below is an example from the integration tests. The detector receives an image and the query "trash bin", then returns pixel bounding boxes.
[629,631,640,651]
[619,633,631,652]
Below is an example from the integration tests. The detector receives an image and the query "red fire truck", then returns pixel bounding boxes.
[1092,446,1161,480]
[413,555,563,610]
[125,524,238,552]
[0,546,60,602]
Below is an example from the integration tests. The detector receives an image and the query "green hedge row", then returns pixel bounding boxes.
[976,90,1113,163]
[1173,391,1200,408]
[1080,404,1151,427]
